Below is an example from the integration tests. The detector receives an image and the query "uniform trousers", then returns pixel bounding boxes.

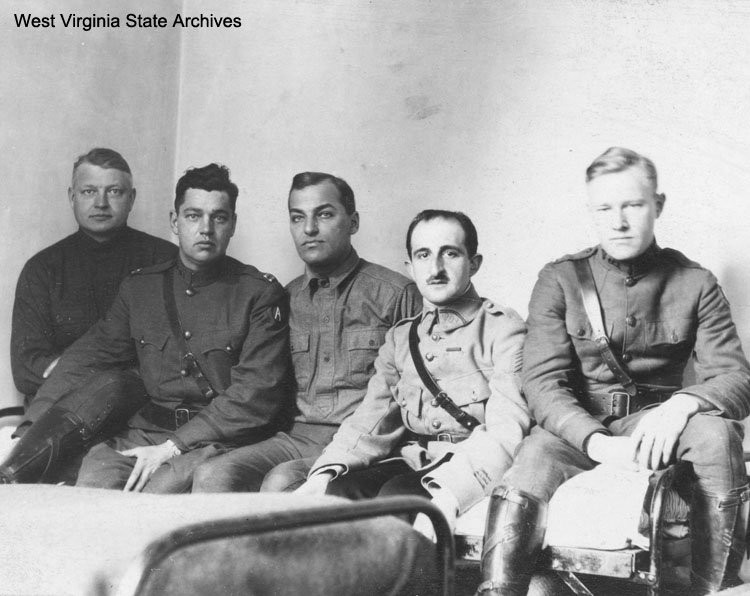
[503,410,746,502]
[326,459,431,503]
[191,422,338,492]
[76,427,229,493]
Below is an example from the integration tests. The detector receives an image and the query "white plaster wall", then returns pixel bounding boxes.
[174,0,750,355]
[0,0,182,405]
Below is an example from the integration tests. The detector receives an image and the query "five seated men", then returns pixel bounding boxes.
[3,147,750,596]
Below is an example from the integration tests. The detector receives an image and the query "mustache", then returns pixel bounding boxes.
[427,274,448,284]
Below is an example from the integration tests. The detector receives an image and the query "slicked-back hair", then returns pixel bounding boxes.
[586,146,658,189]
[174,163,239,212]
[289,172,356,215]
[406,209,478,258]
[72,148,131,178]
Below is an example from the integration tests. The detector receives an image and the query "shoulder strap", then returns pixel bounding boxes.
[573,260,638,397]
[408,318,480,430]
[162,268,217,403]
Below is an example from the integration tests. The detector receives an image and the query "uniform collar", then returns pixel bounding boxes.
[420,284,483,333]
[75,225,131,252]
[598,241,661,277]
[175,255,225,288]
[300,248,361,292]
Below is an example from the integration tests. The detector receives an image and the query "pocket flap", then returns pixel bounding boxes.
[346,328,385,350]
[441,373,491,406]
[290,332,310,353]
[645,318,694,345]
[565,313,593,340]
[195,330,235,355]
[133,332,169,351]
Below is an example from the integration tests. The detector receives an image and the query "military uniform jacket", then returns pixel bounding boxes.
[523,244,750,453]
[286,249,421,426]
[310,286,530,513]
[26,257,292,451]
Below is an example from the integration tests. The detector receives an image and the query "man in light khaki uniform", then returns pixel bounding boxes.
[297,209,531,530]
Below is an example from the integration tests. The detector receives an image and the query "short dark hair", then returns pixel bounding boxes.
[174,163,239,212]
[289,172,356,214]
[406,210,478,258]
[586,146,658,189]
[72,148,131,178]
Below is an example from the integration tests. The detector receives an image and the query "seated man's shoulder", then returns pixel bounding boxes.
[527,246,599,282]
[22,232,82,271]
[124,227,178,256]
[357,258,414,291]
[480,299,526,333]
[223,257,285,293]
[658,247,705,271]
[386,310,422,343]
[551,245,597,266]
[129,259,175,275]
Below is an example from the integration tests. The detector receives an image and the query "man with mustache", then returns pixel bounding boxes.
[3,164,291,492]
[295,209,530,535]
[478,147,750,596]
[192,172,420,493]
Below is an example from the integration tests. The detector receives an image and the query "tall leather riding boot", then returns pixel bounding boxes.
[0,405,86,483]
[689,483,750,595]
[0,370,147,484]
[476,485,548,596]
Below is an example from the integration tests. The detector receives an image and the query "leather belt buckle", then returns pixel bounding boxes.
[610,392,630,418]
[174,407,192,428]
[435,432,454,443]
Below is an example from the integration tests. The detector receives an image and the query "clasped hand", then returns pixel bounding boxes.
[587,394,701,471]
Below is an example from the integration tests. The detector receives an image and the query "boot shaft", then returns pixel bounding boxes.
[477,486,547,596]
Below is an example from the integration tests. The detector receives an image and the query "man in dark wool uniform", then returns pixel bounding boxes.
[478,147,750,596]
[2,163,291,492]
[10,148,176,405]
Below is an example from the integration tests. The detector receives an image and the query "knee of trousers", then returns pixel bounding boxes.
[260,461,302,493]
[191,457,238,492]
[680,414,744,464]
[502,440,572,502]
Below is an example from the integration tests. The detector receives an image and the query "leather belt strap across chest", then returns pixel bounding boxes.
[408,317,480,431]
[573,260,639,398]
[163,267,217,404]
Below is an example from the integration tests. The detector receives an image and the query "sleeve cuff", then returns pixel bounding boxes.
[582,429,612,457]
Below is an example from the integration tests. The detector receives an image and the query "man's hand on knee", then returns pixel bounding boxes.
[629,394,703,470]
[119,440,181,492]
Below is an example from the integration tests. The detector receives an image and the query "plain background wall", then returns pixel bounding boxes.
[175,0,750,352]
[2,0,749,407]
[0,0,181,405]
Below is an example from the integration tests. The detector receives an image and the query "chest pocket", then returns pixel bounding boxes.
[645,318,695,359]
[346,327,386,383]
[565,312,594,342]
[290,332,311,390]
[443,374,491,408]
[194,330,238,388]
[133,331,169,387]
